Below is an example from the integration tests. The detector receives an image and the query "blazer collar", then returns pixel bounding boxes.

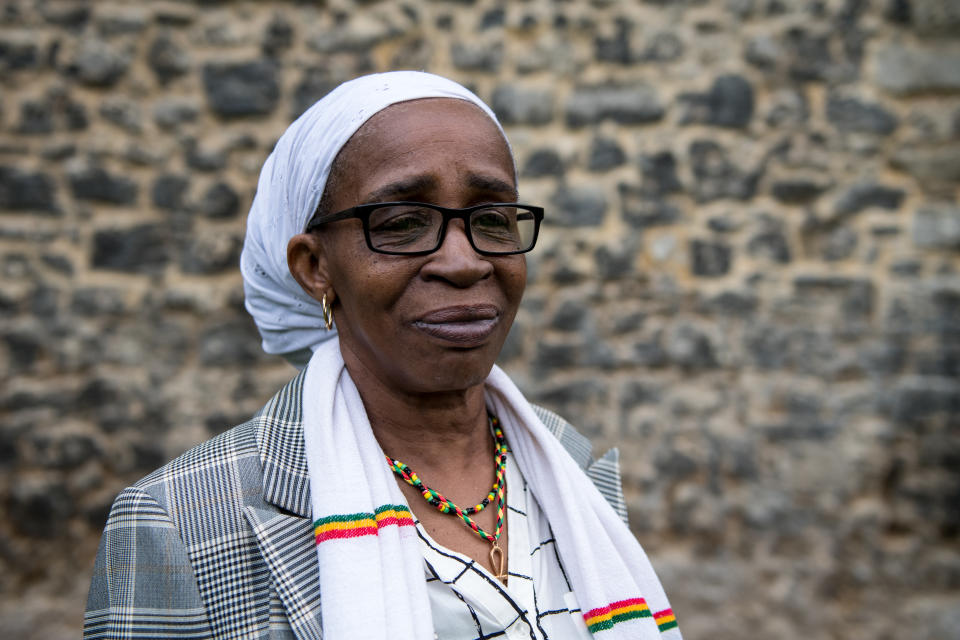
[255,368,313,518]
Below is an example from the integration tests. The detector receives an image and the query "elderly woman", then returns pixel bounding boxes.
[85,72,680,640]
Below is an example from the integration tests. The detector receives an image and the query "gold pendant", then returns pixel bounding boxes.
[489,541,507,585]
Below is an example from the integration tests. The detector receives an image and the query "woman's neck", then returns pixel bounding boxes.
[340,343,493,473]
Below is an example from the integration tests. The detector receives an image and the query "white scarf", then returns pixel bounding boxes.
[302,339,681,639]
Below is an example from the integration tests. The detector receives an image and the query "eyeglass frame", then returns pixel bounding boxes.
[304,201,545,256]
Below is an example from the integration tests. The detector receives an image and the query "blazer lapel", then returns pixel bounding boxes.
[244,370,323,639]
[245,506,322,640]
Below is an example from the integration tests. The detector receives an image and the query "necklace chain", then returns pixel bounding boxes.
[386,416,508,544]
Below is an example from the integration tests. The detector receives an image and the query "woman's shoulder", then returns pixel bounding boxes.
[530,403,629,524]
[529,403,593,470]
[132,369,308,495]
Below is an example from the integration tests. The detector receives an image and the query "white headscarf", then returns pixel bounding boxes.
[240,71,510,366]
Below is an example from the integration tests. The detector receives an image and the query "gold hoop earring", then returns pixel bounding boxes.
[321,293,333,331]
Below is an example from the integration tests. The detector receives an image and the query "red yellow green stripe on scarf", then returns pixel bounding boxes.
[583,598,678,634]
[314,504,415,543]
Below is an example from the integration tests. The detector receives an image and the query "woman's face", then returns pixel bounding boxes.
[315,98,526,396]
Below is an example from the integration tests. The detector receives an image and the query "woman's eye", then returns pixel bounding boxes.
[473,211,510,229]
[371,211,433,233]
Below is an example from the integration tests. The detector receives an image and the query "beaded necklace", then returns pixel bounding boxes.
[386,416,509,583]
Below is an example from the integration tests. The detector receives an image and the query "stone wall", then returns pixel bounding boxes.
[1,0,958,638]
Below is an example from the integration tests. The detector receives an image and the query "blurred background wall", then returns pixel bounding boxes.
[0,0,958,638]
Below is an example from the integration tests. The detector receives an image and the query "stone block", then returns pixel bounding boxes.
[198,181,240,219]
[550,300,588,331]
[620,192,680,229]
[199,320,266,366]
[491,86,553,125]
[67,38,130,87]
[631,334,668,367]
[858,340,908,376]
[292,68,340,118]
[262,13,294,57]
[665,323,718,370]
[793,276,875,318]
[184,139,227,172]
[68,166,138,205]
[745,34,780,69]
[307,18,399,54]
[909,0,960,34]
[826,93,898,135]
[0,166,58,213]
[71,287,126,316]
[64,99,88,130]
[565,85,664,127]
[784,27,834,82]
[532,378,606,413]
[3,329,42,371]
[522,149,564,177]
[821,227,858,261]
[747,230,792,264]
[31,432,101,470]
[9,480,75,538]
[202,60,280,118]
[179,233,242,275]
[16,99,53,134]
[914,205,960,249]
[691,239,732,277]
[548,186,607,227]
[678,74,755,129]
[639,32,683,62]
[151,174,189,211]
[0,38,38,71]
[91,225,169,273]
[700,290,759,317]
[99,98,142,133]
[874,44,960,94]
[688,140,761,202]
[915,346,960,377]
[41,254,73,275]
[587,137,626,172]
[147,34,191,83]
[883,377,960,422]
[619,380,661,409]
[765,88,809,127]
[30,285,59,317]
[153,98,199,129]
[594,244,634,280]
[834,182,905,217]
[770,179,828,205]
[594,17,633,64]
[451,42,502,72]
[42,4,90,28]
[639,152,682,197]
[95,9,148,36]
[893,147,960,186]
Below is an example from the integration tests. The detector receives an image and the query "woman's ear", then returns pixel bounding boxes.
[287,233,335,304]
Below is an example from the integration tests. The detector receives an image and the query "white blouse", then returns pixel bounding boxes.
[419,452,595,639]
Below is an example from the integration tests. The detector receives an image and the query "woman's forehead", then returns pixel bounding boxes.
[328,97,516,205]
[351,97,505,148]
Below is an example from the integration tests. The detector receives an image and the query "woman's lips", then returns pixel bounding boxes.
[413,305,500,346]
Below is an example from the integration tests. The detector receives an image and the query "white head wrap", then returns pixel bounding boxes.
[240,71,511,367]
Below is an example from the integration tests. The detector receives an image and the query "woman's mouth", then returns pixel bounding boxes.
[413,305,500,346]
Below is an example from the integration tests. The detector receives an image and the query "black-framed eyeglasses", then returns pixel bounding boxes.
[305,201,544,256]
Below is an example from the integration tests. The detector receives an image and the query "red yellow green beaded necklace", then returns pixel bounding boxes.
[385,416,509,583]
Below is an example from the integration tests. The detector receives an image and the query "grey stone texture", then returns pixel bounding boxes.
[0,2,957,639]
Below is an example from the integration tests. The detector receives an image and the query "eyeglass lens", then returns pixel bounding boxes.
[367,205,537,254]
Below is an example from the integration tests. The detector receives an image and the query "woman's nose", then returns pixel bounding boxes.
[420,220,494,287]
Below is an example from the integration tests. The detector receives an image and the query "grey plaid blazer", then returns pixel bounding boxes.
[84,369,626,639]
